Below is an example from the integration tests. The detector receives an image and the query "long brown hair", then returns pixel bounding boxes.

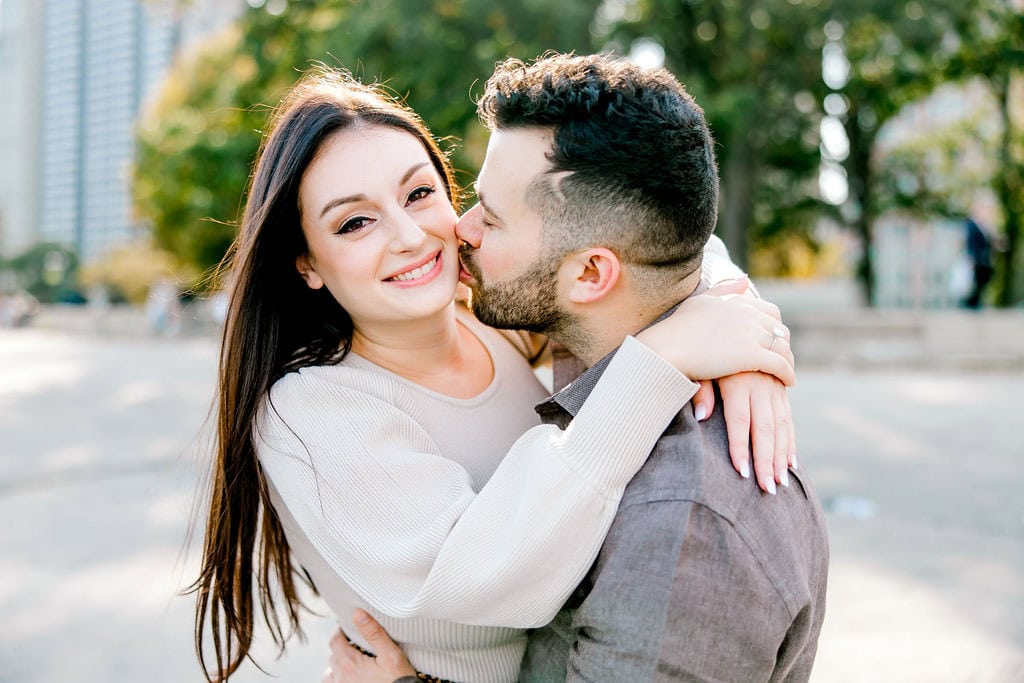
[190,67,459,681]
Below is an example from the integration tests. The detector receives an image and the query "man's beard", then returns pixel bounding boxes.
[461,246,572,335]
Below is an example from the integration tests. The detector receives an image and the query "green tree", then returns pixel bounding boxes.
[872,85,1001,220]
[832,0,983,304]
[946,0,1024,305]
[2,242,81,303]
[605,0,833,270]
[135,0,604,275]
[835,0,1023,305]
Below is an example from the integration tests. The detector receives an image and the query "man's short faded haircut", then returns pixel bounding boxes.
[477,52,719,286]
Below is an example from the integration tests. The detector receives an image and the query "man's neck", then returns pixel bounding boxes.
[555,270,702,366]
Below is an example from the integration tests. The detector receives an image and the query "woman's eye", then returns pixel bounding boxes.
[336,216,372,235]
[407,185,436,204]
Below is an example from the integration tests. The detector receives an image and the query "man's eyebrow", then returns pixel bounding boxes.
[319,162,432,219]
[474,186,503,223]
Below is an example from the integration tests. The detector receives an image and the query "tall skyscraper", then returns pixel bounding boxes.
[37,0,179,260]
[0,0,239,261]
[0,0,44,257]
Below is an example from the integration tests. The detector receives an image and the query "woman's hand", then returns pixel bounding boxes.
[635,279,794,386]
[323,610,416,683]
[692,372,796,494]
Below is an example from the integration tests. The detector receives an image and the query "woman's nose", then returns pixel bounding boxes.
[391,213,428,251]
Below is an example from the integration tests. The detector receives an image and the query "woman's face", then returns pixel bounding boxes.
[296,125,460,329]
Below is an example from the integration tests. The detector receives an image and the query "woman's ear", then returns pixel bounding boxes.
[296,253,325,290]
[563,248,621,304]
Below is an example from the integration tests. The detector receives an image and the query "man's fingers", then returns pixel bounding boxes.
[329,628,359,667]
[353,609,415,673]
[353,609,394,654]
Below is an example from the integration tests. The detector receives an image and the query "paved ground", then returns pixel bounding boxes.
[0,327,1021,682]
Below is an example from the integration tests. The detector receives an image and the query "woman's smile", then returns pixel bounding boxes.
[385,251,442,285]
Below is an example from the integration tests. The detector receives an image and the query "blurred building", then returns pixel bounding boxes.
[873,215,965,308]
[871,79,1004,308]
[0,0,239,261]
[0,0,44,258]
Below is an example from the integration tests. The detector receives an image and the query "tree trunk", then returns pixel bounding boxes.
[994,71,1021,307]
[845,108,876,306]
[719,133,755,269]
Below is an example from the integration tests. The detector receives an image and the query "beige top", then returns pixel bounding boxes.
[257,306,697,682]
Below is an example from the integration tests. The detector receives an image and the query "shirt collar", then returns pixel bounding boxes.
[536,301,685,420]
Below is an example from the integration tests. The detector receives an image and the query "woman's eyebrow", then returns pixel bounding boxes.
[319,193,365,219]
[400,161,431,186]
[318,162,432,219]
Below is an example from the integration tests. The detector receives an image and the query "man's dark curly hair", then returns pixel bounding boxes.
[477,52,719,287]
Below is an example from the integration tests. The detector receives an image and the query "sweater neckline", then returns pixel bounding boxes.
[345,308,503,406]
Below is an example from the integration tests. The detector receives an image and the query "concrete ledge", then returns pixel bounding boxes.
[18,302,1024,370]
[21,303,221,338]
[787,309,1024,370]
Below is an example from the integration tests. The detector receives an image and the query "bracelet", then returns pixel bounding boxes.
[347,639,455,683]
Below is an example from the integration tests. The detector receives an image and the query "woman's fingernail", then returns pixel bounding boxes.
[791,454,798,470]
[780,470,790,487]
[354,610,370,625]
[694,403,708,421]
[766,479,777,495]
[740,461,750,479]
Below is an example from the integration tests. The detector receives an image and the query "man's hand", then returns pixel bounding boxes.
[691,372,796,494]
[323,610,417,683]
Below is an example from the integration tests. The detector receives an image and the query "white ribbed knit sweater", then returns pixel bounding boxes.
[256,307,698,682]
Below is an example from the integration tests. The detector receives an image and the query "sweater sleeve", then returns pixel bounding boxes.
[701,235,760,297]
[257,336,698,628]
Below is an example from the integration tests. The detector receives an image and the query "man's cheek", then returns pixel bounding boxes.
[482,243,518,278]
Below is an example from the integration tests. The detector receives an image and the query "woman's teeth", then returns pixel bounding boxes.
[390,254,438,282]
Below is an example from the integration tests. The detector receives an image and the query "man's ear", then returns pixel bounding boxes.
[296,253,325,290]
[563,248,621,304]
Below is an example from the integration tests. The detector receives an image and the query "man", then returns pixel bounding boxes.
[459,53,828,682]
[330,53,828,682]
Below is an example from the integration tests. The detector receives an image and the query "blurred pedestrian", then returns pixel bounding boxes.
[145,277,181,335]
[0,289,39,327]
[963,216,994,309]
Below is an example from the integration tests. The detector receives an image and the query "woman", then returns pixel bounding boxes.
[192,67,794,683]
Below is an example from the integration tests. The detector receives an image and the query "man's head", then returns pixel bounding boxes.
[458,53,719,352]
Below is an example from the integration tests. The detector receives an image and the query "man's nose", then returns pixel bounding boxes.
[456,203,483,248]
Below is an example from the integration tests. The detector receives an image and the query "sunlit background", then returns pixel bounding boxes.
[0,1,1021,681]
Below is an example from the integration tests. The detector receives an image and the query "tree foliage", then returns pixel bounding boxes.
[135,0,1024,305]
[134,0,603,275]
[605,0,831,270]
[872,91,1001,219]
[830,0,982,303]
[1,242,81,303]
[946,0,1024,305]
